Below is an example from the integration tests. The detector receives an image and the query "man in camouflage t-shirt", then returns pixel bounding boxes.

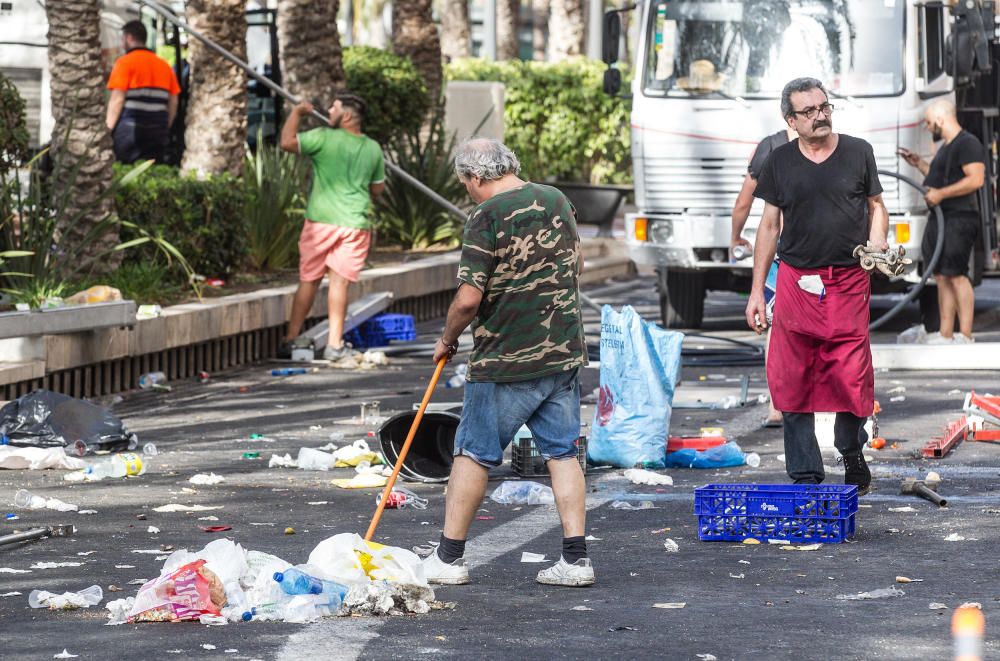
[421,138,594,588]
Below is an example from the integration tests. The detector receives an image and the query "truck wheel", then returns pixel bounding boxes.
[657,269,705,328]
[918,285,940,333]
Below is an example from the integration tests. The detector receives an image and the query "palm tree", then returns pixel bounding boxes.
[531,0,549,60]
[277,0,345,114]
[181,0,247,177]
[44,0,117,268]
[497,0,521,60]
[440,0,471,61]
[547,0,584,60]
[392,0,442,104]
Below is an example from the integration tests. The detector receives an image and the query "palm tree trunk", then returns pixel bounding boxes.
[531,0,549,60]
[392,0,442,104]
[45,0,117,272]
[277,0,345,114]
[548,0,585,60]
[496,0,521,60]
[440,0,471,61]
[181,0,247,178]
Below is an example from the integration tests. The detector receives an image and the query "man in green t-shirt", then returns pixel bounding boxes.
[279,92,385,360]
[420,138,593,588]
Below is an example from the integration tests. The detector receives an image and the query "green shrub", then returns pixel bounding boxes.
[244,133,307,271]
[114,163,247,277]
[343,46,430,145]
[376,107,469,249]
[446,58,632,184]
[75,261,184,306]
[0,72,30,174]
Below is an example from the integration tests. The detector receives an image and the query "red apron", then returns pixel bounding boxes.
[767,262,874,418]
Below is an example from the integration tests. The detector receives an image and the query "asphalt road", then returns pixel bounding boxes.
[2,277,1000,660]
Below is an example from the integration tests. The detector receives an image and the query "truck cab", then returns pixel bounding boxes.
[603,0,998,328]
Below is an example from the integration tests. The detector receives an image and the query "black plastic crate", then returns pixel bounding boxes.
[511,435,587,477]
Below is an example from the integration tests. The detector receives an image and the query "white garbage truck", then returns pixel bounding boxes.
[602,0,999,328]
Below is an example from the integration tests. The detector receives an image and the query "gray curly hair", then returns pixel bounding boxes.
[454,137,521,181]
[780,77,828,118]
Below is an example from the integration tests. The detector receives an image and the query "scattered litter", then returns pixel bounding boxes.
[836,586,905,601]
[571,605,593,611]
[309,425,323,431]
[331,473,388,489]
[960,602,983,610]
[198,516,219,522]
[53,650,78,659]
[200,614,227,626]
[948,389,963,396]
[0,446,85,470]
[889,506,916,512]
[653,602,686,609]
[147,526,160,534]
[376,487,428,510]
[0,390,137,454]
[14,489,78,512]
[887,386,906,395]
[623,468,673,486]
[929,602,948,610]
[108,585,123,592]
[224,650,238,654]
[31,562,84,569]
[944,533,966,542]
[729,573,745,579]
[127,579,147,586]
[780,544,822,551]
[331,440,383,468]
[189,473,225,486]
[650,528,670,534]
[0,568,31,573]
[490,481,555,505]
[890,396,906,403]
[696,655,718,661]
[78,509,97,515]
[896,577,923,584]
[610,500,656,511]
[202,644,217,650]
[268,454,297,469]
[608,626,639,632]
[742,538,761,545]
[295,447,337,471]
[115,565,135,569]
[308,501,329,506]
[200,526,232,533]
[153,504,223,513]
[284,527,296,535]
[29,585,103,609]
[132,549,170,554]
[663,539,679,553]
[77,551,96,557]
[520,552,546,563]
[1,591,23,596]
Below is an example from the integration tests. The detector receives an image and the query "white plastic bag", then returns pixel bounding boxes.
[490,481,555,505]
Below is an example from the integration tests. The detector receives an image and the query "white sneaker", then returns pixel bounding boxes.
[422,550,470,585]
[953,334,975,344]
[925,332,954,345]
[535,557,595,587]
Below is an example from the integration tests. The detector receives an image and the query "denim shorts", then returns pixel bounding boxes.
[453,368,581,468]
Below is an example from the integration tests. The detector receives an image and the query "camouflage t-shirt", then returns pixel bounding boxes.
[457,182,587,382]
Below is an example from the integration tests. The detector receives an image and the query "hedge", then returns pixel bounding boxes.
[446,58,632,184]
[344,46,429,145]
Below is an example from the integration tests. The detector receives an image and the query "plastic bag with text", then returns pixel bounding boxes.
[587,305,683,468]
[127,560,224,622]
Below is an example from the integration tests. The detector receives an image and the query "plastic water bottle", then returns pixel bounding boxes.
[223,580,254,622]
[445,363,468,388]
[85,452,145,480]
[143,443,158,457]
[138,371,167,390]
[273,568,348,599]
[745,452,761,468]
[271,368,308,376]
[732,244,751,261]
[14,489,47,509]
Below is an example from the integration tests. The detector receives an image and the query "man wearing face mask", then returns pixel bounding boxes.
[279,93,385,360]
[746,77,889,495]
[899,99,986,344]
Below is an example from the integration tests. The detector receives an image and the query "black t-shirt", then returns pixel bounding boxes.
[754,134,883,268]
[924,130,985,212]
[748,130,790,180]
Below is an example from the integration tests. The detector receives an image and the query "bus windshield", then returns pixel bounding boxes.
[643,0,905,98]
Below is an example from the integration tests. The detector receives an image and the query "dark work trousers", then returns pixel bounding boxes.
[783,412,868,483]
[113,119,168,164]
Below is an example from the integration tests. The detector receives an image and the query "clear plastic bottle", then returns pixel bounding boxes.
[138,371,167,390]
[745,452,761,468]
[85,452,145,480]
[143,443,158,457]
[223,580,254,622]
[14,489,47,509]
[28,585,103,609]
[272,567,348,599]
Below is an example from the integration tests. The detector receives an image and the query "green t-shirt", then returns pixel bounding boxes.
[457,182,587,382]
[298,128,385,230]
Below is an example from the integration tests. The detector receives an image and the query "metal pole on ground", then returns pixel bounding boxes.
[138,0,468,222]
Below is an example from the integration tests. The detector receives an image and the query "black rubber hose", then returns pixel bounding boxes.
[868,170,945,331]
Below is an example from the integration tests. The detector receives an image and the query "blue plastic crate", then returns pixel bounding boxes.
[694,483,858,544]
[345,313,417,349]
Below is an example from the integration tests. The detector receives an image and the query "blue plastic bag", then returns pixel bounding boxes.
[587,305,684,468]
[665,441,747,469]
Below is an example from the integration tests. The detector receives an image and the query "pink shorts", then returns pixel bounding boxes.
[298,220,371,282]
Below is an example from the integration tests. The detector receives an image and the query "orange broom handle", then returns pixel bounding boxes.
[365,357,448,542]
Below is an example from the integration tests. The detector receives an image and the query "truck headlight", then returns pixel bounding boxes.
[894,222,910,244]
[649,219,673,243]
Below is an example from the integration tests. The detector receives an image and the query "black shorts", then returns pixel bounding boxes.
[922,210,979,277]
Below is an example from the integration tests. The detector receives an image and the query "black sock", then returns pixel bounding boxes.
[437,534,466,564]
[562,536,588,563]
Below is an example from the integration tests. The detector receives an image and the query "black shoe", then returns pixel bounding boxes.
[841,453,871,495]
[793,478,821,485]
[277,341,293,359]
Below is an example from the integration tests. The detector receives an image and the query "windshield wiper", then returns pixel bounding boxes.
[681,88,751,109]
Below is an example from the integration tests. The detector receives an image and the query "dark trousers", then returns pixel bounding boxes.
[113,119,168,164]
[783,412,867,483]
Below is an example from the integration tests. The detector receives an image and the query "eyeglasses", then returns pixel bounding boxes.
[789,103,835,120]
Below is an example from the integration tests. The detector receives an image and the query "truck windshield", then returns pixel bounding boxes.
[643,0,905,98]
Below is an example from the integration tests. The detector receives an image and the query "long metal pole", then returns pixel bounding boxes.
[138,0,468,222]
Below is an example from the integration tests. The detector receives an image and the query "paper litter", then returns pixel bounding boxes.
[623,468,673,486]
[189,473,225,485]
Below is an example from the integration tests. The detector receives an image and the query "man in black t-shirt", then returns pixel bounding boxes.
[746,77,890,494]
[899,99,986,343]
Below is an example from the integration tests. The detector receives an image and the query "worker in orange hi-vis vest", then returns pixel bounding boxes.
[105,20,181,164]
